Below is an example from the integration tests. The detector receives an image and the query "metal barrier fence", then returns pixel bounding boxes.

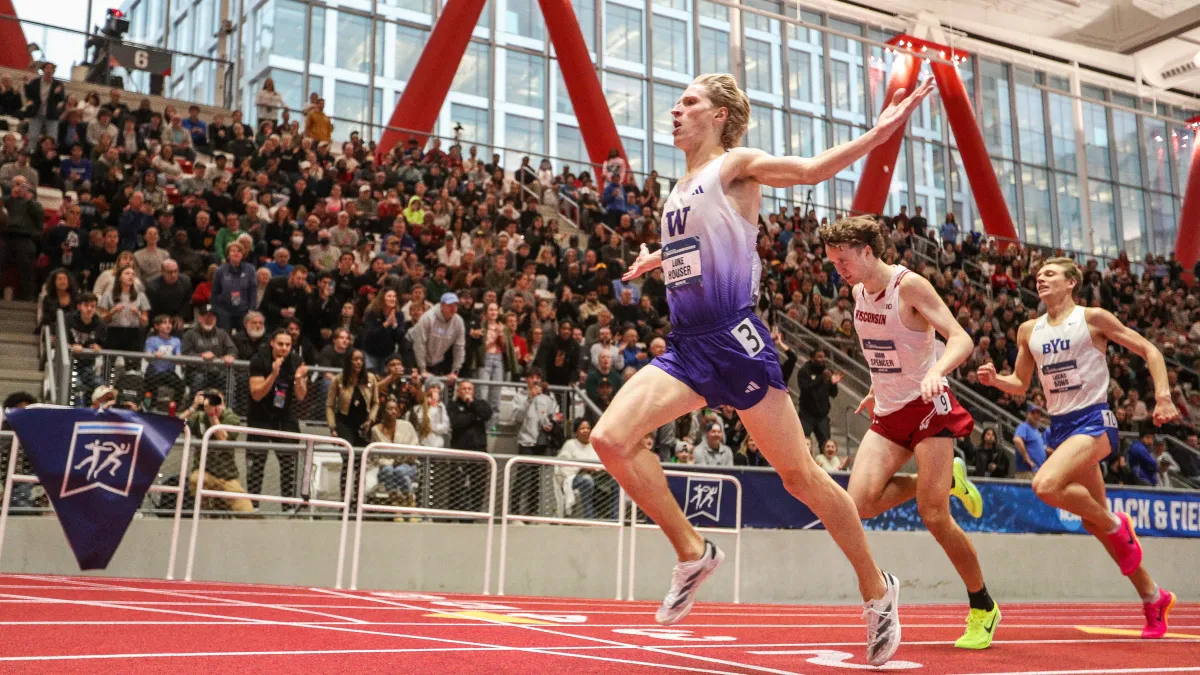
[626,471,743,604]
[60,349,592,440]
[184,425,355,588]
[350,443,497,592]
[497,456,627,599]
[0,410,194,580]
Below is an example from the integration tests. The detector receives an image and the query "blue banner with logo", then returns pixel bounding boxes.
[666,467,1200,538]
[5,407,184,569]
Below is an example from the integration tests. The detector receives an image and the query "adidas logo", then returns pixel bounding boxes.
[691,185,704,196]
[744,381,760,394]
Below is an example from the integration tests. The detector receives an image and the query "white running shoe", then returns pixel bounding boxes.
[862,571,902,666]
[655,539,725,626]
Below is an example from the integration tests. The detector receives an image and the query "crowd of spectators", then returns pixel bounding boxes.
[1,65,1197,505]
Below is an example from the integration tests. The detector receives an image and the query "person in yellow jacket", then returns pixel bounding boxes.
[403,195,426,227]
[305,98,333,143]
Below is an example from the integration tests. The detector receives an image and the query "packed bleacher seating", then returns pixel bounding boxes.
[1,65,1197,498]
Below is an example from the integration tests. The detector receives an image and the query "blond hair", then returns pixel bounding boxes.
[818,215,887,259]
[1040,256,1082,292]
[692,74,750,150]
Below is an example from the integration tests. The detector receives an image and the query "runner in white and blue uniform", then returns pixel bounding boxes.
[588,72,935,667]
[978,256,1180,639]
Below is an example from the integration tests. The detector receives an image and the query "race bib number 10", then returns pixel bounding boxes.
[663,236,702,290]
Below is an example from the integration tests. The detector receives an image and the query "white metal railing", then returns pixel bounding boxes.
[497,456,627,599]
[0,409,193,580]
[184,425,355,588]
[350,443,497,592]
[41,326,56,404]
[626,470,743,604]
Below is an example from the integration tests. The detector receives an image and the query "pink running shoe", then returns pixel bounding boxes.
[1107,512,1143,576]
[1142,589,1176,639]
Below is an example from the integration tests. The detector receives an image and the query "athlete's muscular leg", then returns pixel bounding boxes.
[1073,462,1157,597]
[1031,434,1113,528]
[739,387,887,602]
[847,431,918,519]
[590,365,707,562]
[913,437,985,593]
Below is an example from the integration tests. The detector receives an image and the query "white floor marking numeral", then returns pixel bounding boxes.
[613,628,735,642]
[430,601,518,611]
[748,649,921,670]
[507,614,588,623]
[370,592,444,601]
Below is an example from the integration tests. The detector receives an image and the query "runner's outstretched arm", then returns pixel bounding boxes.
[1086,308,1179,426]
[978,319,1036,396]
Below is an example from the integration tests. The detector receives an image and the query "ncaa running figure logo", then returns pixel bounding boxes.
[60,422,144,498]
[685,477,723,522]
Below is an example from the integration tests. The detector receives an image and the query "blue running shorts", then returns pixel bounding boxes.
[654,311,786,410]
[1047,402,1120,457]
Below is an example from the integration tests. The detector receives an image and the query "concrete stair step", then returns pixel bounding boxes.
[0,333,38,347]
[0,300,38,311]
[0,355,41,371]
[0,368,44,383]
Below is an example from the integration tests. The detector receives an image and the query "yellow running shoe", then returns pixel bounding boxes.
[955,604,1000,649]
[951,456,983,518]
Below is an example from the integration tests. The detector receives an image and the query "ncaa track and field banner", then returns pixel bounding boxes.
[665,468,1200,538]
[5,407,184,569]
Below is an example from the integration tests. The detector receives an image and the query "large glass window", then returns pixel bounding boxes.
[743,0,780,34]
[789,114,824,157]
[1119,186,1147,260]
[505,0,545,39]
[268,69,305,112]
[336,12,375,75]
[1083,101,1111,180]
[505,115,544,168]
[453,41,490,97]
[387,0,434,14]
[746,107,773,152]
[451,104,490,154]
[605,5,643,64]
[652,83,684,135]
[273,0,307,61]
[1047,92,1076,173]
[1111,109,1140,185]
[1055,171,1083,251]
[333,81,371,138]
[1022,166,1053,247]
[557,124,586,169]
[652,15,688,73]
[1148,191,1176,253]
[574,0,595,52]
[1144,118,1172,193]
[1088,180,1117,256]
[698,0,727,20]
[744,38,773,94]
[831,61,851,111]
[979,60,1013,159]
[506,50,545,108]
[309,5,326,65]
[606,73,644,128]
[698,27,728,75]
[654,143,686,181]
[1174,124,1193,188]
[395,25,429,83]
[556,69,574,115]
[621,135,644,173]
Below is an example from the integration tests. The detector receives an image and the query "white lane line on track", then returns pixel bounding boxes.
[945,669,1200,675]
[0,635,1189,662]
[313,586,807,675]
[4,621,1196,631]
[10,577,740,675]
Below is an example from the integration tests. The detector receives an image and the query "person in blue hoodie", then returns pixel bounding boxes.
[1125,429,1160,487]
[210,242,258,332]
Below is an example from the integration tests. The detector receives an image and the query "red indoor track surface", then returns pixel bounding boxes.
[0,575,1197,674]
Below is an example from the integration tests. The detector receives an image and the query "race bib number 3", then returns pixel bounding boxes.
[861,339,901,374]
[731,318,765,357]
[663,236,702,290]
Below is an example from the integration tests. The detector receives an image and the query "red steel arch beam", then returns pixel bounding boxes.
[851,38,920,217]
[0,0,32,70]
[1176,117,1200,284]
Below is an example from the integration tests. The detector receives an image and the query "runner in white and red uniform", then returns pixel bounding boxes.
[822,215,1000,651]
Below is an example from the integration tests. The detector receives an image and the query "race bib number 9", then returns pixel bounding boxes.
[932,392,952,415]
[731,318,765,357]
[663,236,702,290]
[861,339,901,374]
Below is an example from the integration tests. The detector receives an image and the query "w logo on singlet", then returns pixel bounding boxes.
[666,206,691,237]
